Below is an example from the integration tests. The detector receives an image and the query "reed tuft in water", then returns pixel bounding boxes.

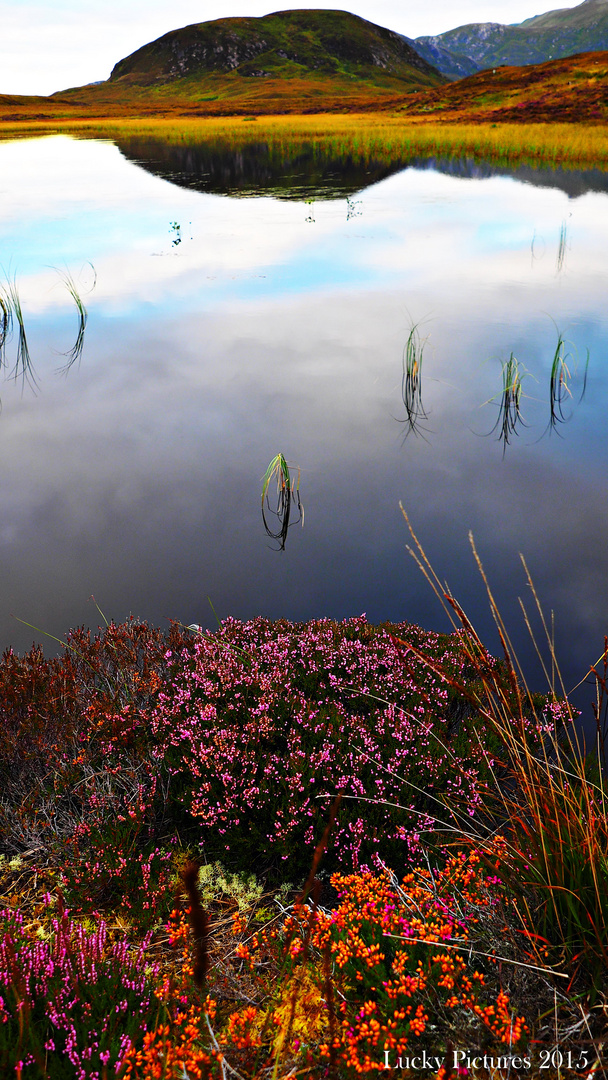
[0,288,12,371]
[548,328,573,433]
[55,264,95,373]
[261,452,303,550]
[1,274,37,391]
[399,321,429,439]
[485,352,529,454]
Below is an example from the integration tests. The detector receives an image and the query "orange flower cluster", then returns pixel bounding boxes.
[287,852,527,1074]
[121,899,220,1079]
[471,990,528,1045]
[225,1006,263,1050]
[121,849,528,1079]
[121,1005,218,1080]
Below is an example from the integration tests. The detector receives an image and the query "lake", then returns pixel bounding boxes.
[0,130,607,722]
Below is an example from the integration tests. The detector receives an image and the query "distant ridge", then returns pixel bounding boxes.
[413,0,608,79]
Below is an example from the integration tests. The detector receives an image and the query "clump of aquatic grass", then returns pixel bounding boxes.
[0,273,37,391]
[545,322,590,435]
[399,505,608,1009]
[399,320,430,439]
[0,287,12,370]
[548,327,572,432]
[55,264,95,373]
[261,452,303,551]
[484,352,529,454]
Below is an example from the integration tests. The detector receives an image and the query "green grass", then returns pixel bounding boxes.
[6,116,608,173]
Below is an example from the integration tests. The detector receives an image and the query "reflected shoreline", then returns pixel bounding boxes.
[114,135,608,201]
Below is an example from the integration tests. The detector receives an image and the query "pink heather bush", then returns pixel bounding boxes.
[0,894,160,1077]
[1,616,566,905]
[149,616,515,878]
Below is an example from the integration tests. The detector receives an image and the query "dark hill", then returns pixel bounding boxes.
[108,9,443,88]
[414,0,608,79]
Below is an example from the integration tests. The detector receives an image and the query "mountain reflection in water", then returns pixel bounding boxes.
[114,136,608,201]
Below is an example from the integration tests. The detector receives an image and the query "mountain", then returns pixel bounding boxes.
[108,9,443,89]
[413,0,608,79]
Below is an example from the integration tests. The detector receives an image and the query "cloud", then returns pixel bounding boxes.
[0,0,574,95]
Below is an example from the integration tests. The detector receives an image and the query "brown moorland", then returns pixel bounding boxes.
[2,45,608,128]
[399,49,608,123]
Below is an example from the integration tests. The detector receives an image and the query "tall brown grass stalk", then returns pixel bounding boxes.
[397,504,608,1003]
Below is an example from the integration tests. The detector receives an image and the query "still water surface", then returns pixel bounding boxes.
[0,132,607,719]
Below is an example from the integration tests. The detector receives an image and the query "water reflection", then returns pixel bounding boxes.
[114,136,403,200]
[113,135,608,201]
[0,133,607,735]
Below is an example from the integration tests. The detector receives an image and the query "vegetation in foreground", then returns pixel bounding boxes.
[1,540,607,1077]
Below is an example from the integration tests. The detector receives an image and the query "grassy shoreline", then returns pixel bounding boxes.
[3,115,608,170]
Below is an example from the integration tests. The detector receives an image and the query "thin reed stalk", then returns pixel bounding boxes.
[556,219,568,274]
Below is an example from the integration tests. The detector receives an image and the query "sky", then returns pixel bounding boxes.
[0,0,576,97]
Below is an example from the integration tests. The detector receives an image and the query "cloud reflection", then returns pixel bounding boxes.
[0,134,606,737]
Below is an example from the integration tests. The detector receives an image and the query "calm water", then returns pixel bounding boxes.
[0,132,607,723]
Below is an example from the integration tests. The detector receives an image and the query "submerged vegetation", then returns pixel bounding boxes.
[545,324,590,436]
[54,264,95,373]
[1,516,607,1074]
[473,321,590,454]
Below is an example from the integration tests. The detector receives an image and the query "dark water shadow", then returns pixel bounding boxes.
[113,137,406,200]
[405,155,608,200]
[113,136,608,201]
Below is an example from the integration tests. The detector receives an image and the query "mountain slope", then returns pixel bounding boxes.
[414,0,608,79]
[400,49,608,122]
[108,9,442,88]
